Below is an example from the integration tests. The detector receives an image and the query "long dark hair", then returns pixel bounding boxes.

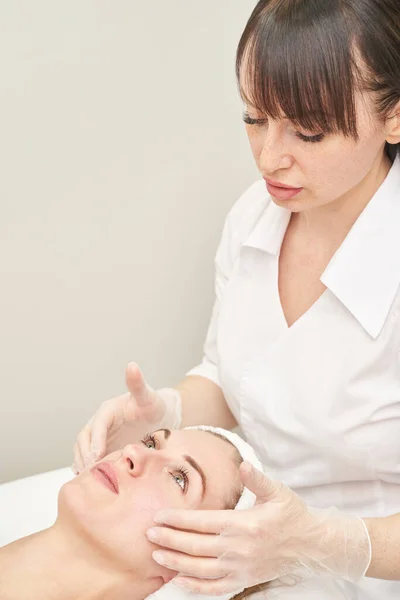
[236,0,400,157]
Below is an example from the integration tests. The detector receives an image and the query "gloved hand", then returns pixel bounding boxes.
[146,463,372,596]
[73,362,182,474]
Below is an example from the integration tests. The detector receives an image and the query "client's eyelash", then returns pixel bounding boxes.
[141,433,190,493]
[141,433,159,450]
[172,467,189,494]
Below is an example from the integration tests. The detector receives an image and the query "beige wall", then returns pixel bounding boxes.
[0,0,258,483]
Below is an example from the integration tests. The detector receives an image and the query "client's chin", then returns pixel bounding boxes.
[56,476,177,597]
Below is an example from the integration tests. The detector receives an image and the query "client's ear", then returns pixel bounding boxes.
[161,568,177,584]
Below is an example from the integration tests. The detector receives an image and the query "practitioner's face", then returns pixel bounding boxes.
[58,429,242,584]
[243,89,400,213]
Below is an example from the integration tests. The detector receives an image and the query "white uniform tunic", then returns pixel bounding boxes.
[188,154,400,599]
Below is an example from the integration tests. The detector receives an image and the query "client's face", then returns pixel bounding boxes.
[58,429,242,583]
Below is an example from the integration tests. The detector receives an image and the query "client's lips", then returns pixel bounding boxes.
[91,462,119,494]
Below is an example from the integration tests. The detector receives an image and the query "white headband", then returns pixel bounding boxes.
[147,426,264,600]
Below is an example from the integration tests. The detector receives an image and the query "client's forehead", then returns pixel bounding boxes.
[165,429,236,459]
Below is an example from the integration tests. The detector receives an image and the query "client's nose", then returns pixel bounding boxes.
[122,443,162,476]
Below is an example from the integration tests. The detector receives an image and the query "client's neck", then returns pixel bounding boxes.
[0,524,162,600]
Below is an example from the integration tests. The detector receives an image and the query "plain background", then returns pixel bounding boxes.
[0,1,259,483]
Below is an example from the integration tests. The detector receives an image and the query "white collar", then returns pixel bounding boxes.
[243,153,400,338]
[243,198,290,255]
[322,153,400,338]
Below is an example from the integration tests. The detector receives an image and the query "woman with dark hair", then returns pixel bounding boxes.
[74,1,400,598]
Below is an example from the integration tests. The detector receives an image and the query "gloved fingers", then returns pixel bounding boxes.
[153,508,236,535]
[88,408,110,463]
[125,362,153,407]
[147,527,230,558]
[239,461,284,503]
[72,442,85,475]
[173,574,246,597]
[153,505,269,545]
[74,418,95,473]
[152,550,231,580]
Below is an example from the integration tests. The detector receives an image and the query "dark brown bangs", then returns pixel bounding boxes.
[236,1,360,138]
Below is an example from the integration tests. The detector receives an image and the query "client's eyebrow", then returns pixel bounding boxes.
[157,428,171,440]
[156,428,207,499]
[183,455,207,500]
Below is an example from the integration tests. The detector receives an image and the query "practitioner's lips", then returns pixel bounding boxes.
[91,462,119,494]
[264,177,303,200]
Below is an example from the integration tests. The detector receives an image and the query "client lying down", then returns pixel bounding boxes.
[0,427,355,600]
[0,426,269,600]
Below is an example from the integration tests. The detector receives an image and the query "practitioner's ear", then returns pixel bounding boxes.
[385,100,400,145]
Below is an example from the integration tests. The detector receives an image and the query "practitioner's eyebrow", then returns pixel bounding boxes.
[155,428,207,499]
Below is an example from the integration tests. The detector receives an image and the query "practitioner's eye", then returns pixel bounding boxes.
[141,433,159,450]
[295,131,325,143]
[170,467,189,493]
[243,111,268,127]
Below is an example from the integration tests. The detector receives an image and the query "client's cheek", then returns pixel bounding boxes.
[125,487,173,533]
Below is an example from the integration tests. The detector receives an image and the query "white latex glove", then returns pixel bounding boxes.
[146,463,372,597]
[73,362,182,473]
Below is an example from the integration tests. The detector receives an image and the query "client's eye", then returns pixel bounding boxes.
[141,433,189,493]
[170,467,189,493]
[141,433,158,450]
